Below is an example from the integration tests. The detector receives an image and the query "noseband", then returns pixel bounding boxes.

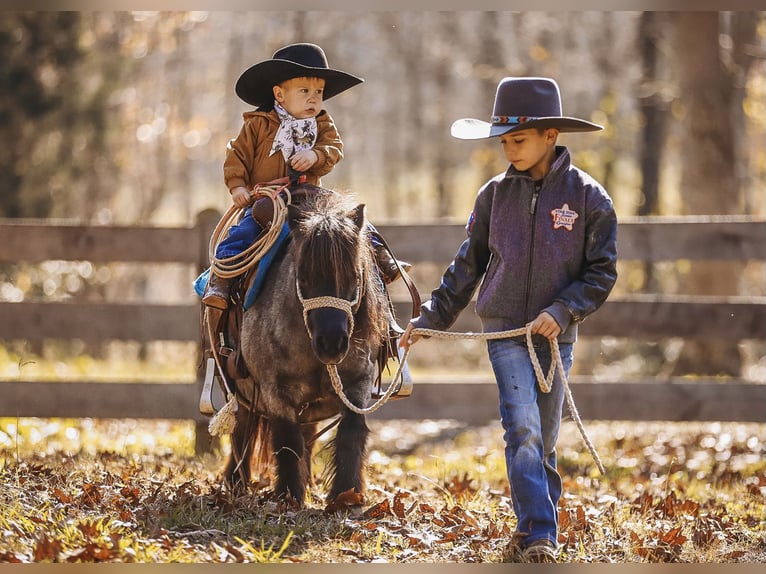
[295,264,407,416]
[295,267,364,340]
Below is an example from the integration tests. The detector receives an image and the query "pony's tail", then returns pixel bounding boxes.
[249,415,274,483]
[223,410,274,490]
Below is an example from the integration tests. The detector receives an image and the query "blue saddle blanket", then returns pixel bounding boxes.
[193,222,290,310]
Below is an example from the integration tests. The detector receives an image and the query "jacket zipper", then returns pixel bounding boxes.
[529,186,540,215]
[524,185,541,322]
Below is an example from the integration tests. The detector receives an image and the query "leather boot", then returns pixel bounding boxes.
[374,244,412,284]
[202,272,231,310]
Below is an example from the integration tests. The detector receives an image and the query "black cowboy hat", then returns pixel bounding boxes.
[235,43,364,108]
[451,76,602,140]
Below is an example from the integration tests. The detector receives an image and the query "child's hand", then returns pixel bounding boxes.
[290,149,318,172]
[530,311,562,340]
[230,187,251,208]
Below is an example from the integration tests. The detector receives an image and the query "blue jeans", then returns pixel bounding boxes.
[487,338,573,549]
[215,208,263,259]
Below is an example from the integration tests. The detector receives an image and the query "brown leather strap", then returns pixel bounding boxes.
[369,229,421,320]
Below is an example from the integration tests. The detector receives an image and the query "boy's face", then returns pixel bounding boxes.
[273,76,325,119]
[499,128,558,180]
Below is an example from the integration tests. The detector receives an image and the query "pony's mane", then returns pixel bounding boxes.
[291,192,388,345]
[295,193,361,292]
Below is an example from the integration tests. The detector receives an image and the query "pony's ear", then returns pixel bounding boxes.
[287,203,303,232]
[350,203,366,231]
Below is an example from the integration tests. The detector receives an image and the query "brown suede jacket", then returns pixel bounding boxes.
[223,108,343,191]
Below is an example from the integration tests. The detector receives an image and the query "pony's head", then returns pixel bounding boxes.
[288,193,384,365]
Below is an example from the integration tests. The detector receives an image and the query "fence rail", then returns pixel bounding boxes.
[0,213,764,436]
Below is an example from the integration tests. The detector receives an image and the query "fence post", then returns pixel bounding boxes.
[193,208,222,455]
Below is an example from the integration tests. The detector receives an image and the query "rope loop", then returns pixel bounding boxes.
[208,183,290,280]
[295,272,362,339]
[377,324,606,475]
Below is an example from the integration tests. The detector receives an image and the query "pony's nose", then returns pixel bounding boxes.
[315,333,349,364]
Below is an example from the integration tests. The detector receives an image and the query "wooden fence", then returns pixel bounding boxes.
[1,212,764,448]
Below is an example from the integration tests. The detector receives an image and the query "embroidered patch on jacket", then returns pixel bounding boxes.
[550,203,579,231]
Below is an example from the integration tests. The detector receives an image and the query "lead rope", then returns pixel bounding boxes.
[327,323,605,475]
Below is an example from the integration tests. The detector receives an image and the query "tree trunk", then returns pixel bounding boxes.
[638,12,670,218]
[669,12,748,377]
[637,12,673,298]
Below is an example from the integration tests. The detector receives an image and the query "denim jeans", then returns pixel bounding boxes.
[487,338,574,548]
[215,207,263,259]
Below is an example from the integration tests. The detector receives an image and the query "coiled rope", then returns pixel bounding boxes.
[208,183,292,279]
[205,182,292,438]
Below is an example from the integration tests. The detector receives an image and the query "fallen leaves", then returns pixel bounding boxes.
[348,488,510,558]
[0,420,762,563]
[325,488,364,514]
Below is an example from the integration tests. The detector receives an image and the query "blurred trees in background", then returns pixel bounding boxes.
[1,11,763,224]
[0,13,83,218]
[669,12,762,376]
[0,11,764,378]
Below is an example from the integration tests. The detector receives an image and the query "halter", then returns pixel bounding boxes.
[295,266,364,340]
[296,265,409,416]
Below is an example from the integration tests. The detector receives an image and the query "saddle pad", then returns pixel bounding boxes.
[243,222,290,310]
[193,222,291,310]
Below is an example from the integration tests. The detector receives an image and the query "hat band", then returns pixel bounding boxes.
[491,115,539,126]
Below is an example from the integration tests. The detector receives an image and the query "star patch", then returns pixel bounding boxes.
[550,203,579,231]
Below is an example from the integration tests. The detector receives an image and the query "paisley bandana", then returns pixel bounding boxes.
[269,102,318,161]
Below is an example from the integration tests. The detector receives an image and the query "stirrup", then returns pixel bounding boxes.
[372,345,413,401]
[199,357,216,415]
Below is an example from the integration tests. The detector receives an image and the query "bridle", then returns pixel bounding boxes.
[295,263,408,415]
[295,266,364,342]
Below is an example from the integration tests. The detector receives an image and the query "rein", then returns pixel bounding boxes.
[403,324,606,475]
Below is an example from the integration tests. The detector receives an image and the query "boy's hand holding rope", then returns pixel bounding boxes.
[398,318,606,475]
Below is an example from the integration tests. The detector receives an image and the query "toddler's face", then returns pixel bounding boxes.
[273,77,326,119]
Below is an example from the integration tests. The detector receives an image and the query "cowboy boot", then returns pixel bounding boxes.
[202,272,231,310]
[374,244,412,285]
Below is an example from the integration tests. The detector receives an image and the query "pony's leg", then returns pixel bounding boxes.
[270,417,309,506]
[327,412,370,503]
[223,406,253,490]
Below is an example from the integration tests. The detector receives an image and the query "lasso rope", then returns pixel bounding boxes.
[206,183,291,437]
[208,184,291,279]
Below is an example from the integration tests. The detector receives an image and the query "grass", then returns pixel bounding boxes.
[0,417,763,563]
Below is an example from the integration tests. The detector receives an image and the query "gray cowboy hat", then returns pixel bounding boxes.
[451,76,602,140]
[235,43,363,108]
